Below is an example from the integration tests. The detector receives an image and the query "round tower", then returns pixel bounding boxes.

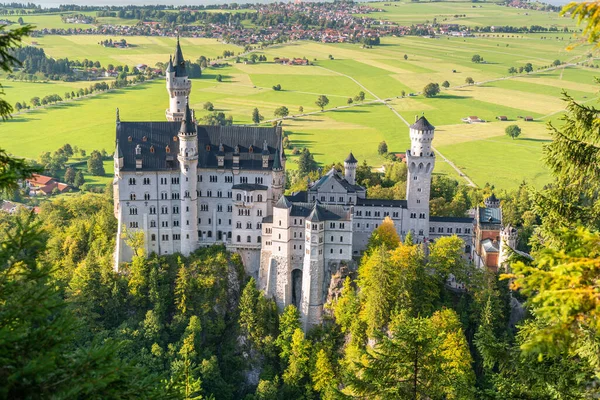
[499,224,518,270]
[406,115,436,240]
[177,100,199,255]
[166,37,191,122]
[484,193,500,208]
[344,151,358,185]
[271,146,285,207]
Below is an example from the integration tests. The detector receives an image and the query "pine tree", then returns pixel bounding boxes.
[73,170,85,188]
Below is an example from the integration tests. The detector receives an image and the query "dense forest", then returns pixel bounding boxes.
[2,5,600,399]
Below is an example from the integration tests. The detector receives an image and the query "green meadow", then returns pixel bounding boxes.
[1,1,598,190]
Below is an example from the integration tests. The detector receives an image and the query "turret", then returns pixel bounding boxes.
[301,203,325,331]
[406,115,435,241]
[484,193,500,209]
[344,151,358,185]
[177,100,199,255]
[271,146,285,207]
[166,36,191,122]
[499,224,518,270]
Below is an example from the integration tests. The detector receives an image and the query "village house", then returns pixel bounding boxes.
[26,174,70,196]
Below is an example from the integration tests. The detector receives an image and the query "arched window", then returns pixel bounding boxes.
[257,236,261,243]
[237,235,241,243]
[150,146,155,153]
[166,145,170,153]
[236,193,242,201]
[247,235,251,243]
[130,193,136,200]
[257,194,263,202]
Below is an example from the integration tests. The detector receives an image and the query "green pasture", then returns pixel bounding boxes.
[359,1,580,29]
[22,35,240,68]
[3,2,600,190]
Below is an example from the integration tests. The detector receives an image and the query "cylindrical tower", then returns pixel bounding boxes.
[177,100,199,255]
[344,152,358,185]
[499,224,518,270]
[406,115,436,241]
[166,37,191,122]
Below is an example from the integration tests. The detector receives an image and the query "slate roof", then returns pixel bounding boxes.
[481,238,499,253]
[410,116,435,131]
[478,207,502,226]
[293,202,350,221]
[430,216,474,223]
[262,215,273,223]
[116,122,281,172]
[309,168,365,193]
[344,152,358,163]
[286,191,308,202]
[232,183,268,191]
[173,37,187,77]
[275,195,293,209]
[356,198,407,208]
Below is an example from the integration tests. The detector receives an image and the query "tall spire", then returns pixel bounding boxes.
[179,98,195,134]
[173,35,187,77]
[273,146,282,170]
[167,55,174,73]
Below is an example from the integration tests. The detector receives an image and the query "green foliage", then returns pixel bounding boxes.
[239,277,279,354]
[350,309,474,399]
[203,101,214,111]
[252,107,263,124]
[377,140,387,155]
[423,82,440,98]
[365,216,400,253]
[87,149,106,176]
[276,305,301,364]
[505,124,521,139]
[297,147,317,176]
[315,95,329,110]
[472,54,483,63]
[465,76,474,85]
[273,106,289,118]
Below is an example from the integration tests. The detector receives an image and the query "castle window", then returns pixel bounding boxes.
[142,136,147,142]
[207,231,212,238]
[447,227,453,233]
[166,145,170,153]
[129,207,137,215]
[129,222,138,228]
[247,236,251,243]
[330,249,333,254]
[257,236,261,243]
[419,230,424,236]
[339,196,344,202]
[128,136,132,142]
[144,193,150,200]
[237,222,242,229]
[150,146,155,153]
[237,235,241,243]
[173,220,179,227]
[129,178,136,185]
[130,193,136,201]
[161,221,168,227]
[340,236,343,243]
[205,145,211,151]
[173,136,178,142]
[330,196,334,202]
[151,234,156,241]
[417,199,421,204]
[438,227,443,233]
[257,210,263,217]
[150,206,156,214]
[143,178,150,185]
[430,227,435,233]
[173,206,179,214]
[150,220,156,228]
[246,222,252,229]
[236,194,242,201]
[257,194,263,202]
[456,228,462,234]
[249,145,254,153]
[340,249,343,254]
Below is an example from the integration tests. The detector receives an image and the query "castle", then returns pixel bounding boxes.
[113,41,513,330]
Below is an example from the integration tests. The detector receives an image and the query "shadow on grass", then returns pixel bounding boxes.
[517,137,552,143]
[434,94,472,100]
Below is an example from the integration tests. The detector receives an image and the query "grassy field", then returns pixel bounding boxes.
[359,1,580,29]
[2,2,598,190]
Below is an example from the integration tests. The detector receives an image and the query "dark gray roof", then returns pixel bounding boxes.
[273,147,282,170]
[287,191,308,202]
[430,216,474,223]
[180,102,195,134]
[410,116,435,131]
[291,202,349,221]
[345,152,358,164]
[310,168,365,194]
[478,207,502,226]
[275,195,292,209]
[116,122,281,172]
[307,203,325,222]
[481,238,499,253]
[173,37,187,77]
[232,183,268,191]
[262,215,273,223]
[356,198,407,208]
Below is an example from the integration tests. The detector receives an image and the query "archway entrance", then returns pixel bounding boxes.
[291,269,302,309]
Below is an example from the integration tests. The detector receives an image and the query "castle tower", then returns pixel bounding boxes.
[177,100,199,255]
[301,203,325,331]
[498,224,518,270]
[344,152,358,185]
[484,193,500,208]
[406,115,435,241]
[271,146,285,206]
[166,37,191,122]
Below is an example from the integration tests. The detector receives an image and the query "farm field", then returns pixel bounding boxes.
[2,2,598,190]
[358,0,579,29]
